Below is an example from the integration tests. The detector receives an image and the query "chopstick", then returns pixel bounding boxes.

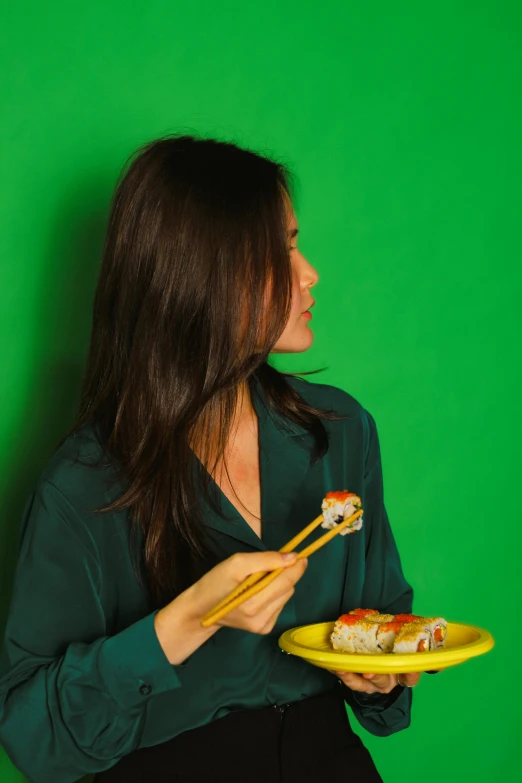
[200,508,363,628]
[203,513,326,618]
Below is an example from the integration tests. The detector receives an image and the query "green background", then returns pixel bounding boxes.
[1,2,520,780]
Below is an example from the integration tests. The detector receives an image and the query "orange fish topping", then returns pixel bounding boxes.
[337,614,363,626]
[394,614,421,623]
[324,490,357,502]
[349,608,379,618]
[380,621,405,633]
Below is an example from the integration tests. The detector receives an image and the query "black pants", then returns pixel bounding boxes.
[94,683,383,783]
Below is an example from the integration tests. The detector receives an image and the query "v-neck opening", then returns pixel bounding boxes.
[189,371,313,551]
[190,375,266,544]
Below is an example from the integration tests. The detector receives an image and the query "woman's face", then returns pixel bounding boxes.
[271,205,319,354]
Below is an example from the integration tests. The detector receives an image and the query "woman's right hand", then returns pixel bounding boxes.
[154,551,308,664]
[191,550,308,635]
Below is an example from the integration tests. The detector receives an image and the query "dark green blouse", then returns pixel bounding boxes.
[0,375,413,782]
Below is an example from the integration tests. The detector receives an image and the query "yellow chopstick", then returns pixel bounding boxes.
[200,508,363,628]
[204,513,326,618]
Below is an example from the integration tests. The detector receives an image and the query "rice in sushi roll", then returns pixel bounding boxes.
[334,612,399,653]
[330,608,447,655]
[321,491,363,536]
[376,621,405,653]
[330,614,383,653]
[418,617,447,648]
[392,622,432,653]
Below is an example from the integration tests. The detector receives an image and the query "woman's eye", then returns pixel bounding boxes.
[289,246,297,251]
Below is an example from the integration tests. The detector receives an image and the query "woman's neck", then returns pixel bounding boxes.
[191,381,257,468]
[233,381,256,430]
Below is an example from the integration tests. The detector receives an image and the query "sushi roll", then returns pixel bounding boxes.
[330,614,383,653]
[392,622,432,653]
[330,609,447,655]
[376,621,405,653]
[419,617,447,649]
[342,610,406,652]
[321,490,363,537]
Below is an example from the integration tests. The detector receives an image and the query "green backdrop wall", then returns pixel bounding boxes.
[1,2,520,781]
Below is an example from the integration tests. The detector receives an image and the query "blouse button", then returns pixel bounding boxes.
[139,683,152,696]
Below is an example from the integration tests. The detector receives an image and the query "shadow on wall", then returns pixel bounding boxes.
[0,179,108,783]
[0,177,110,639]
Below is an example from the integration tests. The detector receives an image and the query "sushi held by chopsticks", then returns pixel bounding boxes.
[321,491,364,536]
[200,489,363,628]
[331,608,448,654]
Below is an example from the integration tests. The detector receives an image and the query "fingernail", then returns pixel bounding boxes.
[363,673,374,679]
[282,552,298,561]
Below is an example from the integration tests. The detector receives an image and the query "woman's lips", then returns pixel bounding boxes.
[301,311,312,320]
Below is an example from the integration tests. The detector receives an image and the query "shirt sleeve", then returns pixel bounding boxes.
[341,408,414,737]
[0,480,184,783]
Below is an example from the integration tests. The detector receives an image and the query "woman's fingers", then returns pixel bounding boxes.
[399,671,421,687]
[238,558,308,613]
[327,670,376,693]
[224,586,295,634]
[254,588,297,635]
[196,551,304,610]
[362,673,394,690]
[328,669,423,693]
[226,551,299,584]
[218,558,308,634]
[327,670,398,694]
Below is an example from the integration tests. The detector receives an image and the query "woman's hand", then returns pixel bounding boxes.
[327,670,421,693]
[191,550,308,634]
[154,551,308,664]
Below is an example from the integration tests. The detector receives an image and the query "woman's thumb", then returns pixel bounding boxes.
[233,550,298,579]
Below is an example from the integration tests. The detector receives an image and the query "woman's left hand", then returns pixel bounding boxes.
[327,670,420,693]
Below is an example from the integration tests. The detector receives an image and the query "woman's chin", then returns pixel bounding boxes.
[271,332,314,354]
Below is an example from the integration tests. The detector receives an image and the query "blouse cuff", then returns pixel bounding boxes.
[96,611,183,710]
[343,683,405,713]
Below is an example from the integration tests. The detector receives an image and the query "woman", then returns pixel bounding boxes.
[0,134,419,783]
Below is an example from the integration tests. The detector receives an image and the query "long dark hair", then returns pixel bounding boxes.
[57,133,347,607]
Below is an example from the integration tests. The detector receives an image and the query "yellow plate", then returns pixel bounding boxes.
[278,621,494,674]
